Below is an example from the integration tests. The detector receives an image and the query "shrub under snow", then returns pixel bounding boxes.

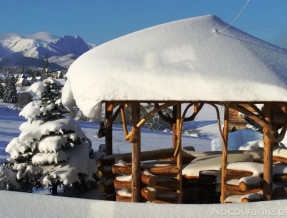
[0,77,97,193]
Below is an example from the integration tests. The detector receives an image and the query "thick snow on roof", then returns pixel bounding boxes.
[64,15,287,118]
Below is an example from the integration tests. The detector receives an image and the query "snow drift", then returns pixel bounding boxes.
[1,190,287,218]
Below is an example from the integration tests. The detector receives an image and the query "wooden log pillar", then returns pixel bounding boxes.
[176,103,182,203]
[105,103,113,155]
[172,105,177,149]
[263,103,273,200]
[131,102,141,202]
[221,105,229,204]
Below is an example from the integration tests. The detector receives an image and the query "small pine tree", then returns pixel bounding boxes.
[0,82,4,99]
[3,75,17,103]
[41,54,52,80]
[1,77,97,194]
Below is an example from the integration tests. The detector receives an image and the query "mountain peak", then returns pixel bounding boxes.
[0,32,95,69]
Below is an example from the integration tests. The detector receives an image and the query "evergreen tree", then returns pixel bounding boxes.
[3,75,17,103]
[0,82,4,99]
[0,77,97,194]
[41,54,52,80]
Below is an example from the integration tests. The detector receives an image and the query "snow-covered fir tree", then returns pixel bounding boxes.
[1,77,97,193]
[0,82,4,99]
[3,75,17,103]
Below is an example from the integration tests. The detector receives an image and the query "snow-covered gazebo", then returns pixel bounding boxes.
[62,15,287,203]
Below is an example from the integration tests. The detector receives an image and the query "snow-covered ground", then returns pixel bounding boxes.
[0,102,219,162]
[2,102,287,217]
[1,190,287,218]
[0,103,25,161]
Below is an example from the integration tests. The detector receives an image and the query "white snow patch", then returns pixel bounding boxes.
[226,179,239,186]
[241,191,263,201]
[32,150,67,165]
[116,175,132,182]
[239,176,262,185]
[116,189,132,197]
[182,154,253,177]
[273,163,287,175]
[211,129,262,151]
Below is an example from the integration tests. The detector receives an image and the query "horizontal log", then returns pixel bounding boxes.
[97,149,264,168]
[225,184,241,193]
[142,160,176,168]
[183,175,199,180]
[149,165,179,175]
[114,179,132,190]
[156,190,178,202]
[241,197,262,203]
[273,174,287,183]
[96,158,115,168]
[157,157,176,161]
[116,194,132,202]
[99,193,116,201]
[141,173,157,187]
[97,167,113,179]
[112,164,132,175]
[96,146,196,167]
[141,187,156,201]
[239,181,262,192]
[273,156,287,164]
[226,184,262,195]
[150,199,178,204]
[114,175,177,191]
[98,180,114,193]
[154,176,179,190]
[184,170,254,181]
[226,169,253,180]
[187,150,264,163]
[273,187,287,199]
[149,200,170,204]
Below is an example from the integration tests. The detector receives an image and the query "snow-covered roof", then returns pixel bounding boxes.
[63,15,287,118]
[16,78,24,84]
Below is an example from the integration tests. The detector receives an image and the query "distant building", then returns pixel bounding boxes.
[52,70,62,79]
[16,78,25,87]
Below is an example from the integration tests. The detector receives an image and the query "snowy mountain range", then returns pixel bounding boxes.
[0,32,95,69]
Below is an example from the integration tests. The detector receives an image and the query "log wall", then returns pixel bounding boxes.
[228,105,255,132]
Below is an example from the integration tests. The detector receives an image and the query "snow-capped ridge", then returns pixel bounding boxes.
[0,32,95,68]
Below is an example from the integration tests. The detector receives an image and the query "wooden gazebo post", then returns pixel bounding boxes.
[221,104,229,204]
[172,105,177,149]
[176,103,182,203]
[131,102,141,202]
[105,102,113,155]
[263,103,273,200]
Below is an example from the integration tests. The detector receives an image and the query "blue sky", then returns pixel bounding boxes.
[1,0,287,47]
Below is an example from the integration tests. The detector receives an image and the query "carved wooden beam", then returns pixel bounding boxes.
[136,103,175,128]
[108,105,122,127]
[120,105,129,137]
[183,103,204,122]
[155,103,174,124]
[230,104,276,135]
[249,104,265,118]
[106,102,121,112]
[209,103,225,144]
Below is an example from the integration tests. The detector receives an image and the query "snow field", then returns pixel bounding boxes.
[1,190,287,218]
